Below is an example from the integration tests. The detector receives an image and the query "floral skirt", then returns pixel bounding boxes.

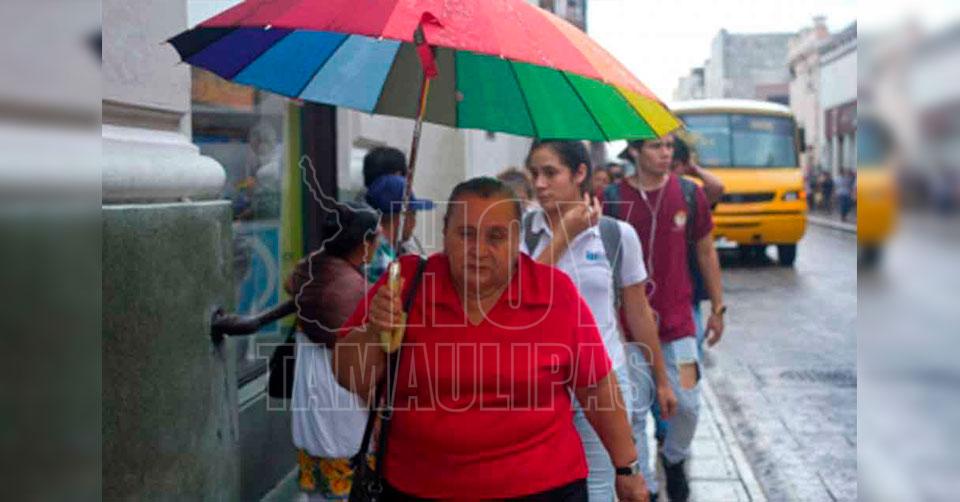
[297,449,376,499]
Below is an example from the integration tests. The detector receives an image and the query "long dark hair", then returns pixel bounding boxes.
[321,201,380,258]
[526,140,592,194]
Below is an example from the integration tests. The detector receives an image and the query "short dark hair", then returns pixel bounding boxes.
[443,177,522,229]
[321,201,380,258]
[363,146,407,187]
[526,140,592,193]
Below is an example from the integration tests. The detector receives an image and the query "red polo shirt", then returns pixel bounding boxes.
[340,253,611,499]
[603,175,713,343]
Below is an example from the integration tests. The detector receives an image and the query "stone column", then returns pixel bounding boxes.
[101,0,239,499]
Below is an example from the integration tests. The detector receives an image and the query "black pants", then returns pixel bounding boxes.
[381,478,588,501]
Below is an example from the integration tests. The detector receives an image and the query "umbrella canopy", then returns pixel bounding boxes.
[169,0,679,141]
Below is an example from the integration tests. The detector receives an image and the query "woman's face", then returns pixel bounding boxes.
[526,146,586,211]
[444,194,519,297]
[592,170,611,191]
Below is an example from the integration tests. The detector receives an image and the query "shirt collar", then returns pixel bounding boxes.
[529,209,600,248]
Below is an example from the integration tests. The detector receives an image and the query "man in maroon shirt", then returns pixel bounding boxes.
[603,134,726,502]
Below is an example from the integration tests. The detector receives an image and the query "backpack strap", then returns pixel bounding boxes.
[678,176,698,244]
[522,210,544,256]
[598,216,624,308]
[678,176,709,302]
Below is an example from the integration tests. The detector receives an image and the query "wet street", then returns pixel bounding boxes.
[704,224,857,501]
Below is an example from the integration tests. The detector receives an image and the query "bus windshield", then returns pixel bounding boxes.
[680,113,799,168]
[857,119,890,168]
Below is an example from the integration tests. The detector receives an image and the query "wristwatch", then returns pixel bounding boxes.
[712,304,727,316]
[615,460,641,476]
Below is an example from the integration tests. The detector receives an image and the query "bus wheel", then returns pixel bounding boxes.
[777,244,797,267]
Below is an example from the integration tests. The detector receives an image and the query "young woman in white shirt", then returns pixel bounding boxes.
[522,140,678,501]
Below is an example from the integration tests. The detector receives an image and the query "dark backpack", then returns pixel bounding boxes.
[522,212,626,307]
[603,177,707,303]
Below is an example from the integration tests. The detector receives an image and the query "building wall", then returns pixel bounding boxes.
[788,20,831,171]
[819,26,858,175]
[706,30,792,101]
[674,68,705,101]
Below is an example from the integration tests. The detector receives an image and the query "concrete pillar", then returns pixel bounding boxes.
[101,0,239,498]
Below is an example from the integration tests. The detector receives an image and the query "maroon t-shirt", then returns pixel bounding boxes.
[605,175,713,343]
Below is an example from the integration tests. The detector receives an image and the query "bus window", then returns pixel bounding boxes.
[730,114,798,167]
[682,114,732,167]
[681,113,799,168]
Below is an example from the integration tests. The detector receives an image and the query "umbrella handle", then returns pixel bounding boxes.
[395,67,432,252]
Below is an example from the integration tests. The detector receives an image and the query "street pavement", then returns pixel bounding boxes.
[703,224,857,501]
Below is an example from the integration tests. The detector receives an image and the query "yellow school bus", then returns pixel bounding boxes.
[671,99,807,266]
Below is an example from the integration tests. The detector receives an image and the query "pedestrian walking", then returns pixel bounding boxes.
[363,174,434,283]
[837,168,856,222]
[284,202,381,500]
[335,177,650,501]
[819,170,835,213]
[602,135,726,502]
[522,140,677,501]
[804,168,817,211]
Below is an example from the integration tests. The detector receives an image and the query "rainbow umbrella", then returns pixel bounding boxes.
[170,0,680,261]
[168,0,679,142]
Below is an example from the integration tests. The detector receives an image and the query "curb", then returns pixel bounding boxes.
[807,215,856,234]
[701,377,768,502]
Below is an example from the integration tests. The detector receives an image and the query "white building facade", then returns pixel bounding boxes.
[819,23,858,176]
[788,17,831,172]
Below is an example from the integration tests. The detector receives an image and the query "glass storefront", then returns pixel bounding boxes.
[191,67,286,384]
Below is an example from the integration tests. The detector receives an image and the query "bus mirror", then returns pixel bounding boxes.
[797,127,807,152]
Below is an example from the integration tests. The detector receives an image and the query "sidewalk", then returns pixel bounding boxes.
[807,210,856,234]
[651,376,766,502]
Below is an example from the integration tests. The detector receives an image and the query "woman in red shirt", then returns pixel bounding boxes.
[334,177,648,500]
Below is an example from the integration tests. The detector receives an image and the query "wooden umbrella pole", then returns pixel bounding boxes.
[395,71,431,252]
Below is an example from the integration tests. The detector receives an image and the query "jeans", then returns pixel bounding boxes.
[626,337,702,494]
[572,364,634,501]
[650,304,705,442]
[693,302,705,359]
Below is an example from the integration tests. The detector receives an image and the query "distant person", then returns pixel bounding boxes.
[805,168,818,210]
[591,165,613,199]
[363,175,434,283]
[363,146,407,188]
[837,168,856,222]
[496,166,538,214]
[284,202,381,499]
[819,171,835,213]
[607,162,626,182]
[672,136,725,206]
